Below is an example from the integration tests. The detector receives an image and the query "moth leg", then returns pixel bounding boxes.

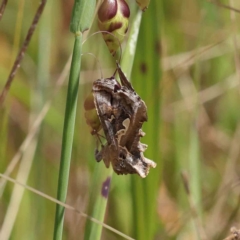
[94,137,103,162]
[95,148,103,162]
[95,133,104,148]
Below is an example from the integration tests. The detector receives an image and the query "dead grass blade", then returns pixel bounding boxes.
[208,0,240,14]
[0,173,135,240]
[0,0,47,106]
[0,56,71,197]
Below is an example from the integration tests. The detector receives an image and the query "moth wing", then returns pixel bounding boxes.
[92,89,118,150]
[117,90,147,152]
[116,62,134,91]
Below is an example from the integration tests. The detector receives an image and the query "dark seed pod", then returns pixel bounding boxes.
[98,0,130,55]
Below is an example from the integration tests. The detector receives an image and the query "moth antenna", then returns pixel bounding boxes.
[81,52,103,79]
[83,30,122,65]
[96,133,104,146]
[98,133,106,140]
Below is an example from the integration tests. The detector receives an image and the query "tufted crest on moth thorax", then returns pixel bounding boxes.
[91,63,156,178]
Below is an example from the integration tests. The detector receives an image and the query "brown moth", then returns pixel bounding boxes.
[223,227,240,240]
[92,63,156,178]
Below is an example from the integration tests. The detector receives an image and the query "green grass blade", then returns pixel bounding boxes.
[70,0,96,33]
[53,34,82,240]
[53,1,97,237]
[84,165,113,240]
[121,10,142,78]
[189,124,201,240]
[189,47,202,239]
[189,124,201,212]
[131,2,162,240]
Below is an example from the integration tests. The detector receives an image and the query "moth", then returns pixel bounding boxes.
[223,227,240,240]
[88,63,156,178]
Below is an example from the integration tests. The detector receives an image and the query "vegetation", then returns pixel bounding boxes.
[0,0,240,239]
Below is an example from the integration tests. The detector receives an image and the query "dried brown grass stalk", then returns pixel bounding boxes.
[208,0,240,14]
[181,171,207,240]
[0,56,71,197]
[0,0,47,107]
[0,173,134,240]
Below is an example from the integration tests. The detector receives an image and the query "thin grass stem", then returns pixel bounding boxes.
[0,0,47,106]
[0,173,134,240]
[53,33,82,240]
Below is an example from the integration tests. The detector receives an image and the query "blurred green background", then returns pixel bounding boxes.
[1,0,240,239]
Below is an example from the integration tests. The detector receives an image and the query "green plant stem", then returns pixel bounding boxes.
[53,33,82,240]
[84,165,113,240]
[121,10,142,78]
[131,2,162,240]
[53,0,96,237]
[189,51,202,240]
